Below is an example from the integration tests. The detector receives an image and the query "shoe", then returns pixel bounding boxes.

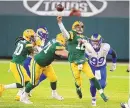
[120,103,129,108]
[20,92,33,104]
[75,83,82,99]
[0,84,5,97]
[100,93,108,102]
[91,98,96,106]
[52,91,64,100]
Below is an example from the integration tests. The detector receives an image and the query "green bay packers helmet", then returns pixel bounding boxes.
[56,33,66,45]
[23,29,35,41]
[72,21,84,34]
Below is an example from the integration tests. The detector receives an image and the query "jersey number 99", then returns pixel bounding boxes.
[91,57,105,66]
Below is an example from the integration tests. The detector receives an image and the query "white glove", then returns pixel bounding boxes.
[78,64,83,71]
[110,63,116,72]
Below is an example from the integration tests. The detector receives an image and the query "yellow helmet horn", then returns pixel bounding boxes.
[56,33,66,45]
[23,29,35,41]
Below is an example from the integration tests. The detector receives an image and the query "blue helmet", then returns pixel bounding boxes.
[36,26,48,41]
[89,33,103,50]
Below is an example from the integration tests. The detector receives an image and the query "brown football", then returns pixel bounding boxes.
[56,4,64,12]
[69,8,81,17]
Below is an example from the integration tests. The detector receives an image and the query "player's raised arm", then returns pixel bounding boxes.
[57,16,70,39]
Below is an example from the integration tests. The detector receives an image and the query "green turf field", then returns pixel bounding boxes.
[0,60,129,108]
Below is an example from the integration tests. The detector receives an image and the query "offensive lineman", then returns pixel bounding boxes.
[15,26,48,101]
[84,33,117,106]
[20,33,68,104]
[0,29,35,97]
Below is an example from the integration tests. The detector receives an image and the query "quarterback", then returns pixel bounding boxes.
[57,16,108,102]
[84,33,117,106]
[20,33,68,104]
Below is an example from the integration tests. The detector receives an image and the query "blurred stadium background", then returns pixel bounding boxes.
[0,1,129,108]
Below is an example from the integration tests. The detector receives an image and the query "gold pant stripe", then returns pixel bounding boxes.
[16,64,24,86]
[32,60,36,85]
[31,59,34,85]
[70,63,76,82]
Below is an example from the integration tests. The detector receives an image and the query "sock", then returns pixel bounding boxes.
[16,83,23,88]
[90,86,96,97]
[4,83,21,89]
[52,90,57,95]
[92,97,96,100]
[92,97,96,103]
[25,82,35,93]
[25,81,29,86]
[75,82,80,88]
[50,81,57,90]
[90,77,103,94]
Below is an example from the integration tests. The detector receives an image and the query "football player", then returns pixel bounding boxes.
[84,33,117,106]
[24,26,49,85]
[15,26,48,101]
[0,29,35,97]
[57,16,108,102]
[20,33,68,104]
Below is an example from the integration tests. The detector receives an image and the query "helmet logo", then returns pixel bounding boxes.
[23,0,107,17]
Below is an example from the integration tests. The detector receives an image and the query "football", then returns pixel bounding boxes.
[69,8,81,17]
[56,4,64,12]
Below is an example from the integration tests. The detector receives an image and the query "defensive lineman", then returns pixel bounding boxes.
[85,33,117,106]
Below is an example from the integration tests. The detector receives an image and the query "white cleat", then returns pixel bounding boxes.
[20,92,33,104]
[92,99,96,106]
[20,99,33,104]
[52,92,64,101]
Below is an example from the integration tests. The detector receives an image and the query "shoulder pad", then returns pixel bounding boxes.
[102,43,110,52]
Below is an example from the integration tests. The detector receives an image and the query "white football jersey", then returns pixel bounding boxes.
[85,42,110,67]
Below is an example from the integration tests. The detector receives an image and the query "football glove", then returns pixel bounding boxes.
[110,63,116,72]
[78,64,83,71]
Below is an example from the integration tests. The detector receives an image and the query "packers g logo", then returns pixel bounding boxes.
[23,0,107,17]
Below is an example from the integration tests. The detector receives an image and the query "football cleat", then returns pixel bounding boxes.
[75,83,82,99]
[91,98,96,106]
[0,84,5,97]
[100,93,108,102]
[120,103,129,108]
[52,91,64,101]
[20,92,33,104]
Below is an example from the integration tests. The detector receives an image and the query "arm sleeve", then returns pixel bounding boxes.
[108,48,117,63]
[58,22,70,39]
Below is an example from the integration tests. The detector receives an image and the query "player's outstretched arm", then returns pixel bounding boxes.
[55,49,68,58]
[57,16,70,39]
